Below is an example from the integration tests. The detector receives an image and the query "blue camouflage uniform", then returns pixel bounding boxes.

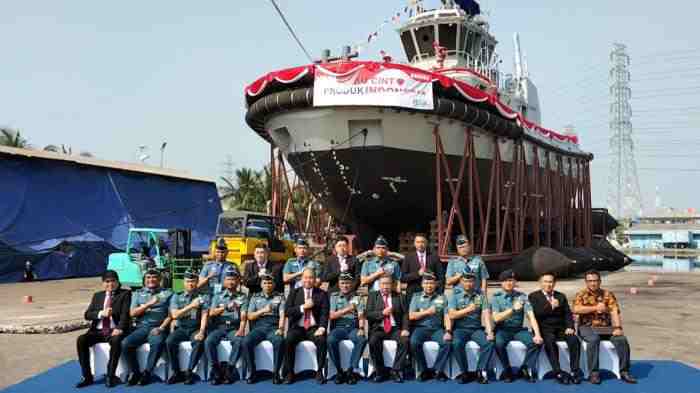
[198,260,234,295]
[282,257,322,289]
[445,255,489,290]
[243,288,286,377]
[490,289,541,372]
[408,290,451,375]
[165,289,209,374]
[123,286,173,376]
[327,287,367,374]
[448,286,495,374]
[360,257,401,292]
[204,287,249,377]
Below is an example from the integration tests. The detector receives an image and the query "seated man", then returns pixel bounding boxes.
[122,269,173,386]
[408,271,451,382]
[75,270,131,388]
[365,275,410,383]
[165,270,209,385]
[490,269,543,383]
[327,272,367,385]
[361,236,402,293]
[573,270,636,384]
[283,238,322,289]
[243,273,286,385]
[283,268,330,385]
[448,269,494,384]
[205,267,248,385]
[529,272,582,385]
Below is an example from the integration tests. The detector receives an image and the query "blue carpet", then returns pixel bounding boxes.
[2,361,698,393]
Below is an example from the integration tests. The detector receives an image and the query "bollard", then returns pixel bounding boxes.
[23,295,33,303]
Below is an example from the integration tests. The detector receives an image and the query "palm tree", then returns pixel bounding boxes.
[0,128,30,148]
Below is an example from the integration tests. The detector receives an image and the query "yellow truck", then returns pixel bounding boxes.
[208,210,296,266]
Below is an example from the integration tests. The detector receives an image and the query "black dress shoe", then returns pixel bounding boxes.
[284,374,295,385]
[127,372,141,386]
[334,370,345,384]
[417,371,429,382]
[246,371,258,385]
[519,367,536,383]
[555,372,570,385]
[272,374,283,385]
[347,371,358,385]
[105,375,119,388]
[183,371,195,385]
[138,371,152,386]
[390,370,404,383]
[456,373,468,384]
[589,371,601,385]
[316,371,326,385]
[75,376,93,388]
[621,371,637,384]
[167,371,185,385]
[373,372,387,383]
[476,370,489,385]
[571,370,582,385]
[436,372,448,382]
[500,369,513,383]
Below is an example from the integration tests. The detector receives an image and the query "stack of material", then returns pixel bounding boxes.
[398,232,416,254]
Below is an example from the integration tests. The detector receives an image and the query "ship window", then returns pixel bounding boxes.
[415,25,436,57]
[471,33,482,59]
[438,23,457,52]
[458,26,468,54]
[465,30,474,59]
[401,31,418,62]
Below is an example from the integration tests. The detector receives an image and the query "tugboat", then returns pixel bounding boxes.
[245,0,603,276]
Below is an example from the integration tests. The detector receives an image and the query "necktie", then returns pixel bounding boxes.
[102,291,112,336]
[382,294,391,333]
[303,289,311,329]
[419,253,425,270]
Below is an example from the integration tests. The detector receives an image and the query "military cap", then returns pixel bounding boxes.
[223,266,240,278]
[215,238,228,251]
[498,269,517,281]
[295,238,309,247]
[260,272,275,281]
[102,269,119,282]
[456,235,469,246]
[421,270,437,281]
[183,269,198,280]
[461,269,476,279]
[144,268,161,276]
[374,235,389,247]
[339,272,354,281]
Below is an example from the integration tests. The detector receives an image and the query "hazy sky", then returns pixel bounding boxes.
[1,0,698,212]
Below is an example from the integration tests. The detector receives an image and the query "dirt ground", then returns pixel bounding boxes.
[0,270,698,389]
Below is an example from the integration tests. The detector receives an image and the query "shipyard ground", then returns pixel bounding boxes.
[1,270,699,389]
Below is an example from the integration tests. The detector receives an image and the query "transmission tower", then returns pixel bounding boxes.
[606,43,643,219]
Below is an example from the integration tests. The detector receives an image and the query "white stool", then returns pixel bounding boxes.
[294,340,319,374]
[537,341,575,380]
[327,340,365,378]
[449,341,482,378]
[493,341,526,378]
[173,341,208,381]
[366,340,397,377]
[581,340,621,378]
[136,343,168,381]
[89,343,129,382]
[421,341,440,372]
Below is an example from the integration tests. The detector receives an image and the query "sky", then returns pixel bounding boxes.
[1,0,698,213]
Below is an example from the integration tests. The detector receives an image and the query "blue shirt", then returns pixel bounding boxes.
[490,290,532,329]
[210,289,248,329]
[199,260,235,294]
[360,257,401,292]
[409,291,447,329]
[169,291,210,330]
[445,256,489,289]
[448,288,486,330]
[131,287,173,329]
[283,258,322,289]
[329,291,364,329]
[247,291,286,330]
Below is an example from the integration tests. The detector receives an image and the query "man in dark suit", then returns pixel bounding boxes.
[76,270,132,388]
[323,237,360,293]
[529,272,582,385]
[401,233,444,298]
[283,268,330,385]
[366,275,410,383]
[242,244,283,294]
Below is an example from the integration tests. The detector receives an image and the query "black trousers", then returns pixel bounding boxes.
[77,330,124,379]
[541,328,581,373]
[283,325,327,376]
[368,327,409,374]
[578,326,631,373]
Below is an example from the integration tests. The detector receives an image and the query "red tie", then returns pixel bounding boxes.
[102,291,112,336]
[382,294,391,333]
[303,289,311,329]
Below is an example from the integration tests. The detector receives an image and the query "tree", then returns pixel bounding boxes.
[0,128,30,148]
[43,144,94,158]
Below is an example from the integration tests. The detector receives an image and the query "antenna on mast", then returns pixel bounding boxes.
[513,32,523,79]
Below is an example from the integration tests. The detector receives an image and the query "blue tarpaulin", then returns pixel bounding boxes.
[0,152,221,283]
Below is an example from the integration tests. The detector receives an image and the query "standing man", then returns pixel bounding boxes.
[323,237,360,293]
[205,267,248,385]
[122,269,173,386]
[445,236,489,293]
[573,270,636,384]
[243,273,286,385]
[283,239,322,289]
[448,270,494,384]
[283,268,330,384]
[529,272,582,385]
[198,239,233,295]
[327,272,367,385]
[401,234,444,298]
[243,244,283,294]
[165,270,209,385]
[365,275,410,383]
[76,270,131,388]
[408,272,451,382]
[490,270,543,383]
[361,236,401,293]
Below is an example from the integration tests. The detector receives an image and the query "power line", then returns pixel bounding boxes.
[268,0,314,63]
